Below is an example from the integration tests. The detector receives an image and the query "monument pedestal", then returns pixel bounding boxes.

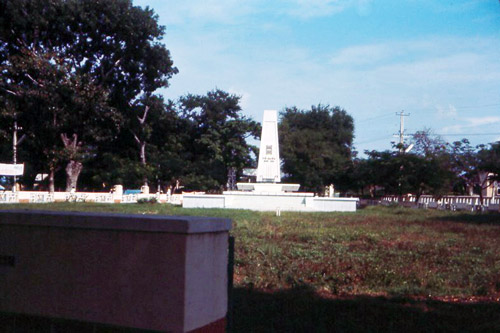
[183,192,358,212]
[235,183,300,193]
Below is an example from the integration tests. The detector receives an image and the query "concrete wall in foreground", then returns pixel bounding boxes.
[0,210,231,332]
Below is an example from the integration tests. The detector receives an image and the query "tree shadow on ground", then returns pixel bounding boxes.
[232,285,500,332]
[431,212,500,226]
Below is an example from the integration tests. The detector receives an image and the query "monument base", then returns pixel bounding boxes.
[183,192,358,212]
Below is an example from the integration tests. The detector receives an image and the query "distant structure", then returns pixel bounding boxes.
[236,110,300,193]
[183,110,359,212]
[256,110,281,183]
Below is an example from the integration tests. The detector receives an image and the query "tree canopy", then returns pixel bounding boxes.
[0,0,177,191]
[279,105,354,193]
[176,90,259,191]
[350,133,500,199]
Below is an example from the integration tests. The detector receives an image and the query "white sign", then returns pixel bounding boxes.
[0,163,24,176]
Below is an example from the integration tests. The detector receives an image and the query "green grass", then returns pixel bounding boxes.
[2,203,500,331]
[1,203,499,298]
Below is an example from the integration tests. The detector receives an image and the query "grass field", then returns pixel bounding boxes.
[1,203,500,331]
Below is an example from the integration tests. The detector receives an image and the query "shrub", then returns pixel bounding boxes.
[137,197,158,204]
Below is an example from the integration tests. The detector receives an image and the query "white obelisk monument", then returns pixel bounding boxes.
[256,110,281,183]
[236,109,300,193]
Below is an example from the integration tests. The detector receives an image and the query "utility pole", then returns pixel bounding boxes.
[393,111,411,203]
[12,120,25,192]
[394,111,410,153]
[12,120,18,192]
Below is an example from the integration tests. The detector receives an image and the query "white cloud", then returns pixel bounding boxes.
[436,105,458,118]
[330,44,392,66]
[228,88,252,110]
[441,116,500,134]
[284,0,348,18]
[465,116,500,127]
[440,125,464,134]
[284,0,372,19]
[134,0,376,26]
[329,37,500,71]
[424,0,484,14]
[134,0,261,25]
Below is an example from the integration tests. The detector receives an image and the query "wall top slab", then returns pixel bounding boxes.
[0,210,231,234]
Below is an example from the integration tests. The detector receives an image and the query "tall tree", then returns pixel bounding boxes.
[476,141,500,200]
[448,139,482,195]
[127,95,167,188]
[411,128,448,158]
[177,90,259,191]
[85,95,179,190]
[478,141,500,182]
[279,105,354,194]
[362,149,453,201]
[0,47,116,191]
[0,0,177,191]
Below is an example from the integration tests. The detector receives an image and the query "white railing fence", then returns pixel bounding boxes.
[0,190,182,205]
[381,194,500,211]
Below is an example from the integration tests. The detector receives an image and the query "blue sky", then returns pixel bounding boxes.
[134,0,500,155]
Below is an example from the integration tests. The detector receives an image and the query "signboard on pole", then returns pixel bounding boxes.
[0,163,24,176]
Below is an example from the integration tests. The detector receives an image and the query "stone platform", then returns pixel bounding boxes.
[183,191,358,212]
[0,210,231,332]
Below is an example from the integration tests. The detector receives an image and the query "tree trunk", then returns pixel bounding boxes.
[65,160,83,192]
[49,168,55,193]
[60,133,83,192]
[416,190,422,206]
[139,141,146,166]
[140,141,147,187]
[133,133,148,187]
[133,105,150,187]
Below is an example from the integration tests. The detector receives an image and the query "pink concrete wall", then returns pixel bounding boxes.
[184,234,229,331]
[0,210,231,332]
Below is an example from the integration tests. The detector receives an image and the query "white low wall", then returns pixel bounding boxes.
[183,192,359,212]
[226,192,308,211]
[306,197,358,212]
[0,191,179,205]
[0,210,231,332]
[1,190,361,212]
[0,192,17,203]
[182,194,226,209]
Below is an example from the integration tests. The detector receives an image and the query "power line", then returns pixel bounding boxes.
[435,132,500,137]
[356,112,394,123]
[354,135,391,145]
[355,132,500,146]
[408,103,500,113]
[452,103,500,110]
[354,105,500,147]
[355,103,500,122]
